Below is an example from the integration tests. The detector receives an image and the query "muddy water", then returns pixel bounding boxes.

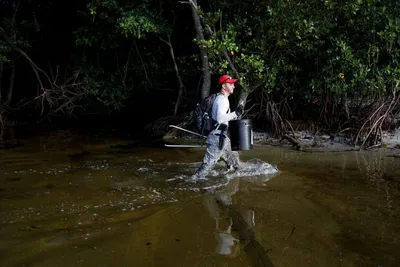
[0,133,399,267]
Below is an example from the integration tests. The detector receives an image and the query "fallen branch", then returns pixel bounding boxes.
[285,119,296,138]
[366,143,382,150]
[279,134,302,150]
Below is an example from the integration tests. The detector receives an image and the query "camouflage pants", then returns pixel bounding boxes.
[195,133,240,177]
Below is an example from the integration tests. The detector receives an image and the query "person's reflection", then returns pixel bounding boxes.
[204,178,255,258]
[215,216,239,257]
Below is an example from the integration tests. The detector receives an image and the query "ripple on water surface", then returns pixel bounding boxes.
[1,151,278,221]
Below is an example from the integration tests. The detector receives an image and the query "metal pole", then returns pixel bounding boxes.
[169,125,206,138]
[164,144,205,148]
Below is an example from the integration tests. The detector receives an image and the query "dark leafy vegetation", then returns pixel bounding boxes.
[0,0,399,148]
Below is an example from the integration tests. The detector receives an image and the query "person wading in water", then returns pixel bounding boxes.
[194,75,244,178]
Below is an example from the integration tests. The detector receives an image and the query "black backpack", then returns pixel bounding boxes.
[194,93,219,136]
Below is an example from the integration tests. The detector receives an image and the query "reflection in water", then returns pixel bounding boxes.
[215,217,239,256]
[204,179,240,257]
[204,177,276,266]
[355,151,398,217]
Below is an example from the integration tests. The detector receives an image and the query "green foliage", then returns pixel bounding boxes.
[0,18,31,62]
[312,0,400,101]
[76,1,161,44]
[73,0,169,110]
[4,0,399,122]
[0,41,11,62]
[196,0,400,104]
[80,65,132,110]
[118,9,159,38]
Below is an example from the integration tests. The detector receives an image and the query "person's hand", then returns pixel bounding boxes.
[235,104,244,116]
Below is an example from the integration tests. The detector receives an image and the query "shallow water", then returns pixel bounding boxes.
[0,133,399,266]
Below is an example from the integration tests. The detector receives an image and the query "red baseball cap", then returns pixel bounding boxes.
[218,75,238,85]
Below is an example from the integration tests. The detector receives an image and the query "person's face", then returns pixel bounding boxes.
[222,82,235,95]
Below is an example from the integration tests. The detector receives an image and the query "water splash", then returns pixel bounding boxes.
[165,158,279,191]
[1,154,278,218]
[227,159,279,180]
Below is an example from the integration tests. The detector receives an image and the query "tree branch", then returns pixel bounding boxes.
[134,42,152,90]
[188,0,211,99]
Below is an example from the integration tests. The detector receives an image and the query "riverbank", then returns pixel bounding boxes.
[163,127,400,154]
[256,129,400,152]
[1,120,399,156]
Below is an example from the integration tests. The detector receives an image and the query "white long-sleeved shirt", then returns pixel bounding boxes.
[211,94,237,133]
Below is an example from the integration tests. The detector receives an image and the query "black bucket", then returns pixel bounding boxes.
[229,119,253,151]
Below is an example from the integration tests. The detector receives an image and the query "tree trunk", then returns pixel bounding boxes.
[6,59,15,105]
[134,42,152,90]
[189,0,211,100]
[239,91,249,108]
[161,35,186,117]
[0,61,3,102]
[159,35,185,116]
[189,6,264,112]
[170,48,185,116]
